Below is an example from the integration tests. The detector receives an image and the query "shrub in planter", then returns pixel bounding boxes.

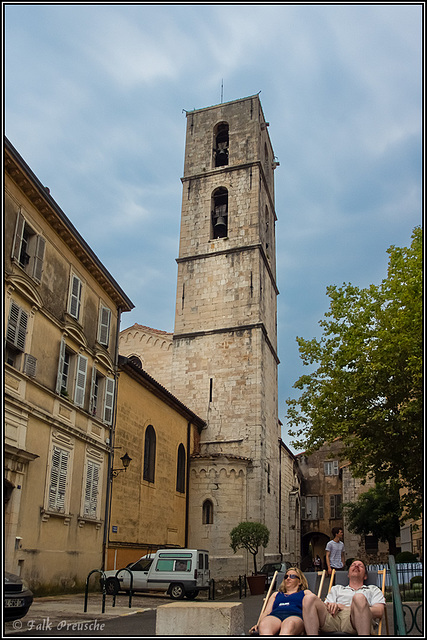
[230,521,270,576]
[410,576,423,588]
[395,551,418,563]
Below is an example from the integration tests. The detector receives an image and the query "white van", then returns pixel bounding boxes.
[103,548,210,599]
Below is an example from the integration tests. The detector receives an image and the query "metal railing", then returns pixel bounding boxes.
[387,556,423,636]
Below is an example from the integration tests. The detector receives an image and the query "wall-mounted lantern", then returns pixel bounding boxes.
[111,452,132,479]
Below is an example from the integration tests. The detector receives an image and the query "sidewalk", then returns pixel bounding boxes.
[4,592,163,635]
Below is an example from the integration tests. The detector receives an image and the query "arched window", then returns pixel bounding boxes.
[214,122,229,167]
[128,355,142,368]
[211,187,228,239]
[176,443,186,493]
[202,499,214,524]
[143,425,156,483]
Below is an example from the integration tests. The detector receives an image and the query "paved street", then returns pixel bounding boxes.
[3,590,423,637]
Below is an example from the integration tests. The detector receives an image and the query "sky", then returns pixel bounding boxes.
[4,4,422,452]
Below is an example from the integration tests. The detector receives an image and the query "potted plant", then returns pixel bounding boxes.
[230,521,270,595]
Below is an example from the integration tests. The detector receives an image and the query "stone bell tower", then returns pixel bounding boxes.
[171,95,280,579]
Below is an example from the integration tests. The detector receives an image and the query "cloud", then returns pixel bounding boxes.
[5,4,421,452]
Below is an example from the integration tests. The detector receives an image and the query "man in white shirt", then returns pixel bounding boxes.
[325,527,345,574]
[303,559,386,635]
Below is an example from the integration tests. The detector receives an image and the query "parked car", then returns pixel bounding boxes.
[4,572,34,622]
[259,562,288,585]
[102,548,210,600]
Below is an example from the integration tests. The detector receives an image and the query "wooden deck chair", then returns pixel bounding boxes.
[249,570,280,635]
[327,568,388,635]
[304,570,327,598]
[251,570,327,635]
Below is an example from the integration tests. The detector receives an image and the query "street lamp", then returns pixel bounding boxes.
[111,452,132,478]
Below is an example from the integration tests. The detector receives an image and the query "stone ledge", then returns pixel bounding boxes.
[156,601,244,636]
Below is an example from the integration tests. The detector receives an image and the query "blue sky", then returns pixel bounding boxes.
[4,4,422,451]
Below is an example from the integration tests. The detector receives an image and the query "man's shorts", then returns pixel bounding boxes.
[321,609,377,635]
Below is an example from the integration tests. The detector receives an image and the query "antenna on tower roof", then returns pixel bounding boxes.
[220,79,224,103]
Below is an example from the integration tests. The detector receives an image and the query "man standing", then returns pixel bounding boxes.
[325,527,345,575]
[303,559,385,635]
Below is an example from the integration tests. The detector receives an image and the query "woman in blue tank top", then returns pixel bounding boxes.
[249,567,311,636]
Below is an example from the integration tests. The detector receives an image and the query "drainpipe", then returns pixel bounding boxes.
[102,306,122,571]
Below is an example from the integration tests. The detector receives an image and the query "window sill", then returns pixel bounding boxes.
[78,516,103,530]
[40,508,72,525]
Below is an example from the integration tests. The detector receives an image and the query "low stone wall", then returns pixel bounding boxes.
[156,601,244,636]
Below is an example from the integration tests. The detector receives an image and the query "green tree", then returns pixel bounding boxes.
[287,227,422,521]
[230,521,270,575]
[343,482,401,556]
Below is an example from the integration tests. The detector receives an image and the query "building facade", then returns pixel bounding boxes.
[106,356,205,570]
[4,138,133,592]
[297,442,389,569]
[170,95,282,578]
[119,323,173,390]
[279,440,302,566]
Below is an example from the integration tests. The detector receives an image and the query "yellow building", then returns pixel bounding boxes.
[106,356,206,570]
[4,138,133,593]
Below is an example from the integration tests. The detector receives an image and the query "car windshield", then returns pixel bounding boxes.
[129,558,153,572]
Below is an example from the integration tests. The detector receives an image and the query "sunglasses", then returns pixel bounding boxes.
[284,574,299,580]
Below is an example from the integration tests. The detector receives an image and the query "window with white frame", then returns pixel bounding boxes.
[97,305,111,347]
[68,274,83,321]
[83,459,100,519]
[11,210,45,282]
[55,337,88,407]
[324,460,339,476]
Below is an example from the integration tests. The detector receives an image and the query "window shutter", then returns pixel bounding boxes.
[11,211,25,262]
[74,354,88,407]
[84,460,99,518]
[69,275,82,319]
[319,495,324,519]
[48,446,69,512]
[103,377,115,425]
[32,235,46,282]
[55,337,66,394]
[89,366,97,415]
[301,496,306,519]
[97,306,111,346]
[23,353,37,377]
[6,301,28,351]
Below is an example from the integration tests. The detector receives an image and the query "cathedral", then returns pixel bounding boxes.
[120,95,296,579]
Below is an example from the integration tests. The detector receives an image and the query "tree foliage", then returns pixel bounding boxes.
[343,482,401,555]
[287,227,422,521]
[230,521,270,575]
